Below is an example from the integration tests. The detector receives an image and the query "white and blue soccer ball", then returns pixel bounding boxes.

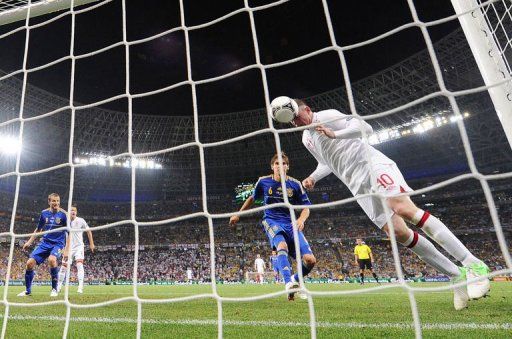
[270,96,298,123]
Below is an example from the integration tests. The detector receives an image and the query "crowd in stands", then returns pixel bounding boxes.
[0,177,511,283]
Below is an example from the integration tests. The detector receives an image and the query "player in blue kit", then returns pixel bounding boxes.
[270,250,280,283]
[17,193,70,297]
[229,153,316,300]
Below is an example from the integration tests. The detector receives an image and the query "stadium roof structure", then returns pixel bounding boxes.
[0,28,511,200]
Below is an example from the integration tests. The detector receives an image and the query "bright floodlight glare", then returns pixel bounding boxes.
[422,119,435,131]
[0,136,21,155]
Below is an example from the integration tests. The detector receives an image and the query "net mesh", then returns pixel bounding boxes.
[0,0,511,338]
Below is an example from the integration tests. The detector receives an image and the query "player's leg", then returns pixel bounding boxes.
[388,195,489,298]
[18,243,49,296]
[48,255,60,296]
[18,258,37,296]
[57,249,73,293]
[274,268,280,283]
[292,231,316,283]
[57,260,68,293]
[262,221,297,299]
[383,214,461,277]
[359,264,365,285]
[75,247,85,293]
[369,267,380,283]
[389,195,482,266]
[76,260,85,292]
[48,245,64,296]
[273,235,292,284]
[383,215,469,310]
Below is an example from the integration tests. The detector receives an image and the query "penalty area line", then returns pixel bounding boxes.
[0,314,510,330]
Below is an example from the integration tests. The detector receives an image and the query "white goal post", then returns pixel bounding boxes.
[451,0,512,146]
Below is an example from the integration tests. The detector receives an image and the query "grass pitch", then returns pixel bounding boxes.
[0,282,510,338]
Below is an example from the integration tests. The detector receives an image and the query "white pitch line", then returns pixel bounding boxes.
[0,314,510,330]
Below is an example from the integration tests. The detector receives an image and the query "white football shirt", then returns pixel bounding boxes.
[70,217,89,249]
[255,258,265,272]
[302,109,394,195]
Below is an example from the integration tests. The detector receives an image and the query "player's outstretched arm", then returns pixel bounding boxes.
[304,162,331,190]
[316,116,373,140]
[229,196,255,226]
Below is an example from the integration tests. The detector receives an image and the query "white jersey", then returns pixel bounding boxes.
[70,217,89,249]
[255,258,265,273]
[186,269,193,280]
[303,109,394,195]
[303,109,412,228]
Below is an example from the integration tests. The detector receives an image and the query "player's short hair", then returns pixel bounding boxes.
[294,98,307,108]
[47,193,60,201]
[270,152,289,166]
[71,205,78,211]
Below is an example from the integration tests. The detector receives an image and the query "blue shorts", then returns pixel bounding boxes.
[261,219,313,259]
[30,241,64,265]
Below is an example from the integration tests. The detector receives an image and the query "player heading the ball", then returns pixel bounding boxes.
[272,96,490,311]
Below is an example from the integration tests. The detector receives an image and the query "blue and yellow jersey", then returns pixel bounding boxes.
[37,208,68,246]
[252,175,311,223]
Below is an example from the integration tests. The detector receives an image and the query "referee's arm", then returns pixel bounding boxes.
[354,251,359,266]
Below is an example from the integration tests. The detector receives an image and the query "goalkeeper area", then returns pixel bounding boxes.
[1,0,512,338]
[1,283,511,338]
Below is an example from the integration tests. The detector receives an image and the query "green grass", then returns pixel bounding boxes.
[0,282,510,338]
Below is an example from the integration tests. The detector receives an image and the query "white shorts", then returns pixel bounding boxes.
[68,246,85,263]
[356,163,412,229]
[257,268,265,274]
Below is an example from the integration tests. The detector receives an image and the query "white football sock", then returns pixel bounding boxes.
[412,209,480,266]
[77,262,85,287]
[401,230,460,277]
[57,266,67,286]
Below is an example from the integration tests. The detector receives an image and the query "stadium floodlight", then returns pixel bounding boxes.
[0,136,21,155]
[422,119,435,131]
[412,124,425,134]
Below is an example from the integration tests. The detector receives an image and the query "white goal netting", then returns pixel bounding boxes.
[0,0,511,338]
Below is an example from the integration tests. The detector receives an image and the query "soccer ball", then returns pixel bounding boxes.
[270,96,299,123]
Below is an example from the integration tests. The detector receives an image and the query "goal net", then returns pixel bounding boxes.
[0,0,511,338]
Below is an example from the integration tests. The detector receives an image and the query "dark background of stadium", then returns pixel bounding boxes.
[0,0,458,116]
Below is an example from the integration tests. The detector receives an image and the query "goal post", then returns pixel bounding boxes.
[451,0,512,146]
[0,0,99,26]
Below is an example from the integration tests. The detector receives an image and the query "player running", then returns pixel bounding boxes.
[18,193,69,297]
[57,206,95,294]
[278,97,489,310]
[229,153,316,300]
